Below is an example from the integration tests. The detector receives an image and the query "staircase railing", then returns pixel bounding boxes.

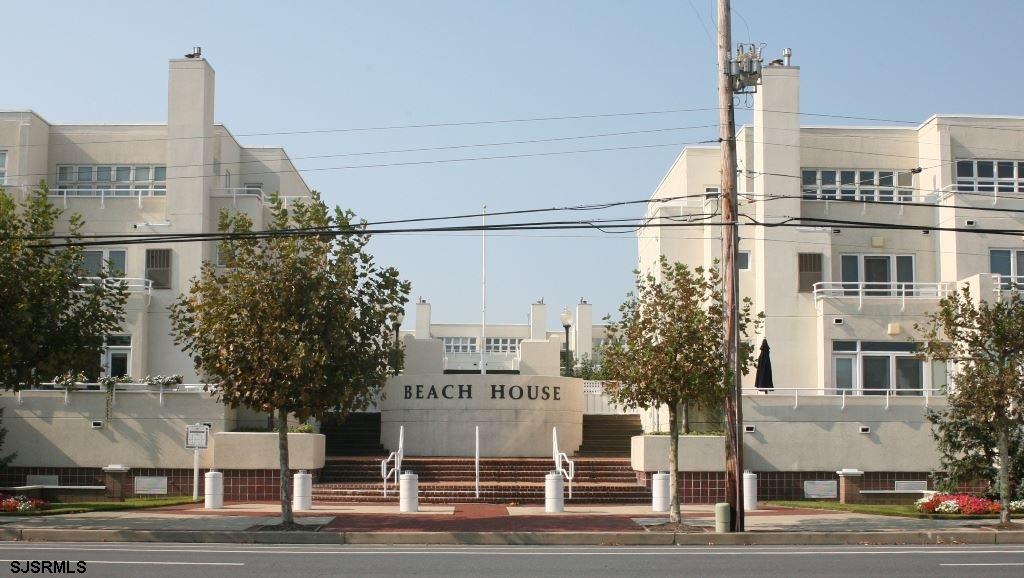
[380,425,404,497]
[552,426,575,499]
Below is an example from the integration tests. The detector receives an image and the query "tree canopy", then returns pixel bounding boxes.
[0,184,128,389]
[917,286,1024,524]
[170,193,409,525]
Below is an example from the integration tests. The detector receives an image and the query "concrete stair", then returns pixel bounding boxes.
[575,414,644,457]
[313,457,650,504]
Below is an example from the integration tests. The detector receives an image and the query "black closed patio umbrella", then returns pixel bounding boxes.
[754,340,774,393]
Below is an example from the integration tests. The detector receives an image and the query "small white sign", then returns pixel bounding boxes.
[803,480,838,499]
[134,476,168,495]
[185,424,209,449]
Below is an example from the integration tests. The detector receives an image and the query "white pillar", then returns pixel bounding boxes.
[293,471,312,511]
[651,471,670,512]
[743,471,758,512]
[399,472,419,513]
[204,471,223,509]
[545,472,564,513]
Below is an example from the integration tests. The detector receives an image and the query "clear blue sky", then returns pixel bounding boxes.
[5,1,1023,326]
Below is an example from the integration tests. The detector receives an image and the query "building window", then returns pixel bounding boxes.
[54,165,166,197]
[103,335,132,378]
[145,249,172,289]
[956,159,1024,194]
[831,340,934,396]
[798,253,823,293]
[443,337,477,353]
[737,251,750,270]
[990,248,1024,288]
[485,337,522,353]
[81,249,127,277]
[839,254,915,296]
[0,150,7,184]
[704,186,720,200]
[802,169,913,202]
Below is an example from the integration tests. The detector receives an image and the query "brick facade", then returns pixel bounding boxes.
[0,467,321,501]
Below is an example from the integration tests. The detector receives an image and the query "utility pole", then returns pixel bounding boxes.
[717,0,743,533]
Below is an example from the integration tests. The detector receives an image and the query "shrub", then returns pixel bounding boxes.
[0,494,45,513]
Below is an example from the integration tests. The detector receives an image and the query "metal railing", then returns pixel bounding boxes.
[442,351,520,372]
[993,274,1024,298]
[78,276,153,293]
[381,425,404,497]
[552,426,574,500]
[49,186,166,208]
[743,386,945,410]
[16,382,207,407]
[813,281,953,310]
[211,188,307,209]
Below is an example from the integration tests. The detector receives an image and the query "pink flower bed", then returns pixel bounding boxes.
[915,493,1000,515]
[0,494,46,513]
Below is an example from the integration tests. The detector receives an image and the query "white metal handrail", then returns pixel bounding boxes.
[78,277,153,294]
[211,188,306,209]
[381,425,404,497]
[812,281,953,311]
[49,186,166,208]
[993,274,1024,298]
[552,426,574,500]
[743,386,945,410]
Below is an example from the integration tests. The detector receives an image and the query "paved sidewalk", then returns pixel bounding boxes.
[0,502,997,534]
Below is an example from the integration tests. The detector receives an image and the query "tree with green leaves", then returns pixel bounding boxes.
[917,287,1024,524]
[170,193,409,527]
[925,403,1023,499]
[0,184,128,389]
[601,257,762,523]
[574,353,606,381]
[0,408,17,471]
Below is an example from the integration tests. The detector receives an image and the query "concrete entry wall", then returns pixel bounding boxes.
[380,374,583,457]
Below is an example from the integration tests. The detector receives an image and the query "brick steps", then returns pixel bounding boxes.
[576,414,643,457]
[314,456,649,504]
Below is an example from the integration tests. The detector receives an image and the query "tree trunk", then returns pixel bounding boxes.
[998,427,1011,525]
[278,407,293,525]
[680,403,690,435]
[668,403,681,524]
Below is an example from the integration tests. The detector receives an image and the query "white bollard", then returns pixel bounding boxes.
[399,471,419,513]
[204,471,223,509]
[743,471,758,512]
[651,471,670,512]
[545,471,565,513]
[293,470,313,511]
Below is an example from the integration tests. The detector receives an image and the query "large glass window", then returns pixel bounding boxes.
[840,254,915,296]
[956,159,1024,194]
[991,249,1024,288]
[81,249,126,277]
[54,165,166,197]
[485,338,522,353]
[102,335,132,378]
[802,168,914,202]
[0,151,7,184]
[830,340,935,395]
[443,337,478,353]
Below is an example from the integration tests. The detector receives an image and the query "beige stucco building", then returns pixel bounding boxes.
[0,56,312,382]
[640,60,1024,396]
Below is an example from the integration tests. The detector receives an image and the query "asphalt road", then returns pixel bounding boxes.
[0,542,1021,577]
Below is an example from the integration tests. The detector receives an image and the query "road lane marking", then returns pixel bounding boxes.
[940,563,1024,566]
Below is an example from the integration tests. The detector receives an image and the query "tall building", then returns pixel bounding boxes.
[640,56,1024,395]
[0,56,313,381]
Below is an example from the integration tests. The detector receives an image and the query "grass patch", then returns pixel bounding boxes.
[765,500,997,520]
[0,496,198,517]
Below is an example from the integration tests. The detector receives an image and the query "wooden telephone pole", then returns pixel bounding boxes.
[717,0,744,533]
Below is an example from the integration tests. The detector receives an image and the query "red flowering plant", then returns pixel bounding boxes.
[0,494,46,513]
[915,493,1000,515]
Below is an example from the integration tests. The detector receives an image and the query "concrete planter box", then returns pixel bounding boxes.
[630,434,726,472]
[212,433,325,470]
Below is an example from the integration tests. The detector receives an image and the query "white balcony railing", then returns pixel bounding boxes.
[77,277,153,304]
[49,186,166,208]
[742,387,945,410]
[993,274,1024,298]
[813,281,953,311]
[211,188,307,209]
[442,351,521,372]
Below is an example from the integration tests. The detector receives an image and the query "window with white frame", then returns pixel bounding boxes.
[802,169,914,202]
[990,248,1024,288]
[831,340,942,396]
[443,337,477,353]
[81,249,127,277]
[485,337,522,353]
[103,335,132,378]
[839,254,915,296]
[56,165,166,197]
[0,150,7,184]
[956,159,1024,194]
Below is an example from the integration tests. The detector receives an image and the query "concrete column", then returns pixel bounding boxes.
[415,299,432,338]
[836,469,865,504]
[530,300,547,340]
[574,299,593,361]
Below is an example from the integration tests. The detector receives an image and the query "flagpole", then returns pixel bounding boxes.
[481,205,486,375]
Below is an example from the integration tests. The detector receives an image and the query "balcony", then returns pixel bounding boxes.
[993,274,1024,298]
[443,352,521,372]
[50,186,166,208]
[813,281,953,311]
[211,188,307,209]
[77,277,153,305]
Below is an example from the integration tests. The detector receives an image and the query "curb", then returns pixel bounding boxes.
[1,529,1022,546]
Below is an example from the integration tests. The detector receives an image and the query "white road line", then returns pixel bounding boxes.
[0,546,1022,556]
[0,559,243,566]
[940,563,1024,567]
